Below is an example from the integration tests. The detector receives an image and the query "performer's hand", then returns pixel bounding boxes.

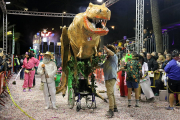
[103,46,108,52]
[42,64,45,68]
[45,74,49,78]
[151,71,154,74]
[142,76,145,79]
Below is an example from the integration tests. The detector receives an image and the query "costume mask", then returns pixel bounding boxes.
[43,56,50,64]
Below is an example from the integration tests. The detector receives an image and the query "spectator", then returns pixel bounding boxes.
[154,55,166,96]
[142,48,147,58]
[122,52,142,107]
[14,55,20,74]
[164,49,170,56]
[116,48,121,60]
[139,55,155,102]
[158,52,163,57]
[164,50,180,110]
[143,29,149,48]
[143,29,149,39]
[145,53,158,86]
[162,54,172,69]
[157,55,165,69]
[151,52,158,61]
[20,55,25,80]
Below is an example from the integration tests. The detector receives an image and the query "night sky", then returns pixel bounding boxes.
[0,0,180,54]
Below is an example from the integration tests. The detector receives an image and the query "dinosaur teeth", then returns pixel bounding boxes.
[92,23,96,28]
[96,19,99,24]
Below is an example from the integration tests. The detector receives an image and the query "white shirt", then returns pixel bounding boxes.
[37,61,57,83]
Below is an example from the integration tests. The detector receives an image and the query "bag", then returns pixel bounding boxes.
[24,69,30,73]
[39,82,44,90]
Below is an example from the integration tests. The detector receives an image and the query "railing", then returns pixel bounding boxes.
[126,32,169,53]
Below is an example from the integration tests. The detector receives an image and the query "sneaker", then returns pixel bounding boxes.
[128,105,131,107]
[29,89,32,92]
[106,109,114,118]
[114,108,118,112]
[52,103,58,109]
[176,101,180,106]
[165,106,174,110]
[120,95,125,97]
[23,89,26,92]
[135,104,140,107]
[45,106,49,109]
[104,99,108,103]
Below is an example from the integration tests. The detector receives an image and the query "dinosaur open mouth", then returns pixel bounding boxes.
[87,17,109,31]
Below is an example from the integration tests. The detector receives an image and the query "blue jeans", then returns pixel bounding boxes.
[20,68,25,79]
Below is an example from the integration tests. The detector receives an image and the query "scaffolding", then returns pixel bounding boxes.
[135,0,144,53]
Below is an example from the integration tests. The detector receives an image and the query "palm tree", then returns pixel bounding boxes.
[150,0,163,53]
[0,23,21,54]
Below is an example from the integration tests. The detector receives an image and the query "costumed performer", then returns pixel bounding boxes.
[117,53,132,97]
[37,51,57,109]
[22,52,39,92]
[120,52,142,107]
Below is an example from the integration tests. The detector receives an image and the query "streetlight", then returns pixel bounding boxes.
[62,11,66,27]
[97,0,103,2]
[111,26,115,29]
[6,2,11,4]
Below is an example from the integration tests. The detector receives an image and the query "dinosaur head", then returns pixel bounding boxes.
[84,3,111,36]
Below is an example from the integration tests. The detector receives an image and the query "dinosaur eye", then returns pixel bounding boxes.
[99,9,102,12]
[107,10,109,12]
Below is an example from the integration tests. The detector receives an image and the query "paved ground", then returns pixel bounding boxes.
[0,74,180,120]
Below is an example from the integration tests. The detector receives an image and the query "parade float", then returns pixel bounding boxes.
[56,3,111,111]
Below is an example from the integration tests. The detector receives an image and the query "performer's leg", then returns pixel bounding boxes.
[29,70,35,89]
[22,73,29,90]
[119,71,125,96]
[49,81,57,109]
[124,85,128,96]
[43,83,50,109]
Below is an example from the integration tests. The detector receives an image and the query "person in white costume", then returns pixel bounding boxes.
[37,51,57,109]
[139,55,155,102]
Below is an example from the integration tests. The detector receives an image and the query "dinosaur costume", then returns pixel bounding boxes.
[56,3,111,101]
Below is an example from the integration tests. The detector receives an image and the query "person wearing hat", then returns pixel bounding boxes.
[98,45,118,118]
[37,51,57,109]
[120,52,142,107]
[22,52,39,92]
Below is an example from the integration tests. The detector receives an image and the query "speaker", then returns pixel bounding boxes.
[43,45,48,52]
[43,42,47,45]
[55,46,60,54]
[49,45,54,52]
[50,42,54,45]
